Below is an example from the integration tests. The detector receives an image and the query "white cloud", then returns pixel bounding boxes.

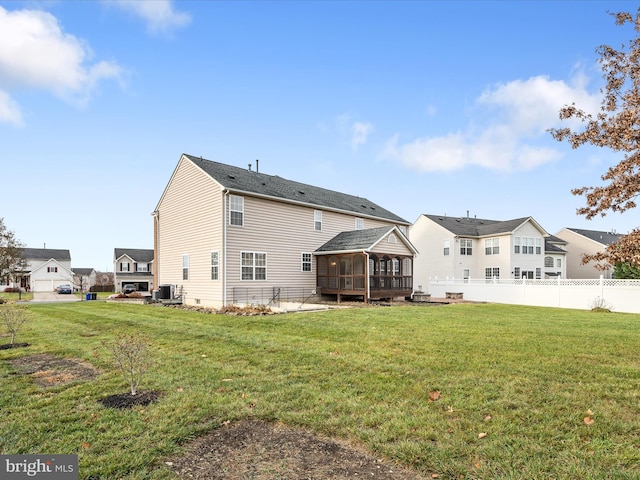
[385,74,601,172]
[0,6,123,123]
[104,0,191,34]
[351,122,374,151]
[0,90,23,126]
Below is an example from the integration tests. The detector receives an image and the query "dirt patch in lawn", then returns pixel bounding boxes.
[99,390,163,409]
[167,419,427,480]
[9,353,100,388]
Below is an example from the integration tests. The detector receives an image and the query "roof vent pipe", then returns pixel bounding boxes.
[248,163,252,172]
[256,159,259,173]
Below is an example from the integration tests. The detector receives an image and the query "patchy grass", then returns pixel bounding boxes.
[0,291,33,302]
[0,302,639,479]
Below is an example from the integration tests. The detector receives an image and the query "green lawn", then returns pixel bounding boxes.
[1,302,639,479]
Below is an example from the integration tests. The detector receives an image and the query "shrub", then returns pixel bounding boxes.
[105,333,153,396]
[589,296,613,312]
[0,302,31,345]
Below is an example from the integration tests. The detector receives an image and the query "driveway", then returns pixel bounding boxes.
[31,291,81,303]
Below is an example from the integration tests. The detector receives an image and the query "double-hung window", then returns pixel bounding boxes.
[485,238,499,255]
[182,255,189,280]
[241,252,266,280]
[355,218,364,230]
[211,251,219,280]
[443,239,450,256]
[301,253,312,272]
[485,267,500,279]
[229,195,244,226]
[314,210,322,231]
[460,238,472,255]
[535,238,542,255]
[514,237,520,254]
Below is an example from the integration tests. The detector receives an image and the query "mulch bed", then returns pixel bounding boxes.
[0,342,30,350]
[167,419,427,480]
[98,390,163,409]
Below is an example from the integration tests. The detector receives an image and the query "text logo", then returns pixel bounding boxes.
[1,455,78,479]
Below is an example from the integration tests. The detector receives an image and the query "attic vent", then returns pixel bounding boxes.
[361,204,367,208]
[298,190,305,195]
[261,182,266,186]
[227,175,235,179]
[370,207,376,210]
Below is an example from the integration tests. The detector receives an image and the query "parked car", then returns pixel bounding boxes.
[56,284,72,294]
[123,284,136,294]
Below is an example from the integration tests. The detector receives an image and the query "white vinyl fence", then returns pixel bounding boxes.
[427,277,640,314]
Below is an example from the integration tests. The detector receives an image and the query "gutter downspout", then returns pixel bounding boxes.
[223,190,228,306]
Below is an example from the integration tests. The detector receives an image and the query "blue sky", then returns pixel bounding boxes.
[1,0,636,271]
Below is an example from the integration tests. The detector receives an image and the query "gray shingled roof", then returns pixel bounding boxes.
[22,248,70,261]
[423,214,535,237]
[315,227,394,253]
[72,268,95,276]
[545,240,567,254]
[567,228,621,246]
[186,154,409,224]
[114,248,154,263]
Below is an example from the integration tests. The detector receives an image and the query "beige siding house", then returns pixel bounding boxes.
[554,228,620,279]
[410,214,555,291]
[153,154,415,307]
[113,248,154,293]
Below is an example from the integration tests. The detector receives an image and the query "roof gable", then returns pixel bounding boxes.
[30,258,73,276]
[185,154,408,224]
[566,228,621,246]
[114,248,154,263]
[315,226,417,254]
[422,214,547,237]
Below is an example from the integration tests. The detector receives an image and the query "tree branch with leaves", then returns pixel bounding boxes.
[0,218,25,286]
[549,9,640,268]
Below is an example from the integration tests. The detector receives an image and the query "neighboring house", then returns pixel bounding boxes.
[409,214,549,290]
[19,248,74,292]
[114,248,154,293]
[554,228,621,279]
[543,235,568,279]
[153,154,415,307]
[71,268,97,292]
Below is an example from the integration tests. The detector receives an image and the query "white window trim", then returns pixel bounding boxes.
[182,254,189,281]
[241,251,267,281]
[211,251,219,280]
[301,253,312,273]
[314,210,322,231]
[229,195,244,226]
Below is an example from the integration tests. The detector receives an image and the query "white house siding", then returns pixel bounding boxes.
[475,233,511,279]
[508,222,546,278]
[410,216,550,291]
[224,194,397,305]
[409,217,459,288]
[370,233,413,256]
[30,259,74,291]
[156,157,225,306]
[555,229,614,279]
